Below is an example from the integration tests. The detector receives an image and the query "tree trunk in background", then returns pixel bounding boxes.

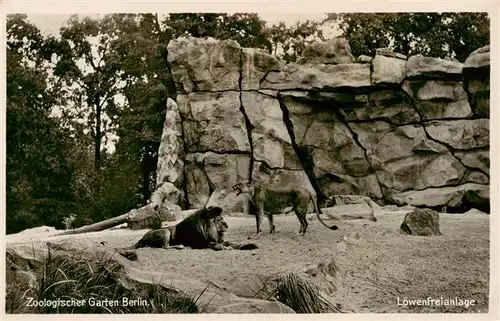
[141,150,155,205]
[94,97,102,170]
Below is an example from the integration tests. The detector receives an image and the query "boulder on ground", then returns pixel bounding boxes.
[400,208,442,236]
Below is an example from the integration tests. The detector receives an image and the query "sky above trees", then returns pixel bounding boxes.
[27,13,341,37]
[28,12,340,38]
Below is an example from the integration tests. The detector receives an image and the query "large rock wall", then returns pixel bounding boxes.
[158,37,490,213]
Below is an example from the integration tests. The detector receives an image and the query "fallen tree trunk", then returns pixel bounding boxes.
[56,205,156,236]
[55,203,187,236]
[55,212,133,236]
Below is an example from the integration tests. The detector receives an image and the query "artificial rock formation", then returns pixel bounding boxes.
[152,98,186,211]
[463,45,490,118]
[156,37,490,213]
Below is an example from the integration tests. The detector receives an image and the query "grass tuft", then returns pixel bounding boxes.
[6,247,202,314]
[270,272,341,313]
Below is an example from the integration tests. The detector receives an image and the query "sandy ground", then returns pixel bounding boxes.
[69,209,491,313]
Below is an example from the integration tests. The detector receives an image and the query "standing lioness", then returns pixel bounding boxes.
[232,181,339,235]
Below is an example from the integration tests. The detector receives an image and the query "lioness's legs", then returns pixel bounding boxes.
[255,206,264,234]
[266,213,276,233]
[294,207,308,235]
[296,214,305,234]
[299,213,308,235]
[293,193,308,235]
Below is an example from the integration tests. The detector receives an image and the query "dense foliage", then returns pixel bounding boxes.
[6,13,490,233]
[327,13,490,61]
[6,15,76,231]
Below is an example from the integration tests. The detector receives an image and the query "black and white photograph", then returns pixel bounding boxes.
[2,2,497,316]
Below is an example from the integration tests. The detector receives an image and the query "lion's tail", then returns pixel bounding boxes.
[119,243,137,251]
[223,241,258,250]
[234,243,259,250]
[116,244,139,260]
[313,197,339,231]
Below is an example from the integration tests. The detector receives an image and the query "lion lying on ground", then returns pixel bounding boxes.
[118,206,257,260]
